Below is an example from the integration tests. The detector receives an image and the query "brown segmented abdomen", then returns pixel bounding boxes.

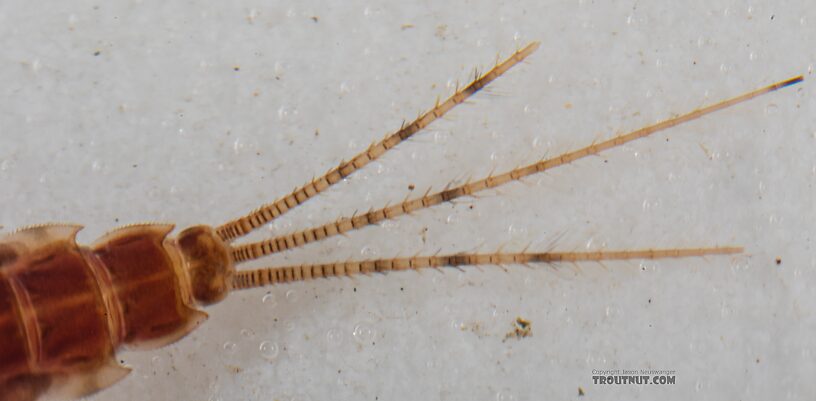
[0,224,219,401]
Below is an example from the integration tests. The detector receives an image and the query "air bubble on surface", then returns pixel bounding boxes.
[339,81,351,95]
[326,328,344,345]
[262,292,277,307]
[496,390,516,401]
[232,138,244,154]
[284,321,296,332]
[285,289,298,303]
[352,323,376,344]
[446,213,459,224]
[360,245,378,257]
[290,394,313,401]
[246,8,259,24]
[259,340,280,360]
[507,224,528,238]
[278,105,293,121]
[222,341,237,354]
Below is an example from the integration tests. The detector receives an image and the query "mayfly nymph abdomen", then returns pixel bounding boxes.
[0,40,802,400]
[0,224,232,400]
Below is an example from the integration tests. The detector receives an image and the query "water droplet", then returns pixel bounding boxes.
[719,63,728,73]
[513,31,522,42]
[274,61,284,76]
[326,328,344,345]
[151,355,161,364]
[489,151,500,161]
[259,340,279,360]
[723,7,730,17]
[655,58,662,68]
[642,199,651,212]
[352,323,376,343]
[286,7,296,18]
[765,103,779,115]
[801,16,807,26]
[363,6,372,16]
[749,52,757,61]
[91,160,103,172]
[433,131,448,143]
[626,14,634,25]
[240,328,254,338]
[222,341,237,354]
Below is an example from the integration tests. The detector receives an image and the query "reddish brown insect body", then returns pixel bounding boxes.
[0,41,802,400]
[0,224,233,400]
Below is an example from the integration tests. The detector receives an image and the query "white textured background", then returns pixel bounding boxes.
[1,1,814,400]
